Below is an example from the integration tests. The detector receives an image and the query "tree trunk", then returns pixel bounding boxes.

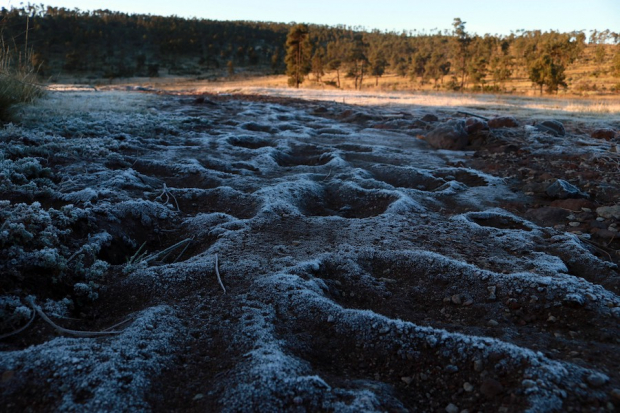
[359,61,364,90]
[296,43,301,88]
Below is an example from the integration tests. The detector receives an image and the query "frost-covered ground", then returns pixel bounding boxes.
[1,90,619,412]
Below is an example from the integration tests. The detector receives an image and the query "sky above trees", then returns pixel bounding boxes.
[6,0,619,36]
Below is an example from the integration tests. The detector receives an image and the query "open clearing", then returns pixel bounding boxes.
[1,88,619,412]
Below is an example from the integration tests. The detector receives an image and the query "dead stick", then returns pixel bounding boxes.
[26,298,122,338]
[457,111,489,121]
[215,253,226,294]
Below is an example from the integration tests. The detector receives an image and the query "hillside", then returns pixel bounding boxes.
[1,6,620,96]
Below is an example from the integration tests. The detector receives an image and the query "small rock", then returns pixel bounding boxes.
[378,326,391,334]
[596,205,620,220]
[488,116,520,128]
[610,388,620,401]
[327,315,335,323]
[487,319,499,327]
[473,359,484,372]
[522,379,537,388]
[401,376,413,385]
[506,298,520,310]
[193,393,204,401]
[293,396,303,405]
[546,179,589,200]
[525,207,569,226]
[563,293,585,308]
[586,372,609,388]
[487,285,497,301]
[444,364,459,373]
[480,378,504,398]
[451,294,462,305]
[465,117,489,134]
[568,222,581,227]
[445,403,459,413]
[547,315,557,322]
[425,120,469,150]
[592,228,618,241]
[463,382,474,392]
[591,128,616,140]
[538,120,566,136]
[421,113,439,122]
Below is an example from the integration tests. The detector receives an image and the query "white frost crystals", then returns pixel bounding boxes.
[1,90,619,412]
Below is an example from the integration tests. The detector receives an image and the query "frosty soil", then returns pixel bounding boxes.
[1,90,619,412]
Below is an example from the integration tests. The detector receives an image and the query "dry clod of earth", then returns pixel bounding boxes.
[0,90,619,412]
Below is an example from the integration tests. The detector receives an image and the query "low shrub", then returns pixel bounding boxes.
[0,39,45,121]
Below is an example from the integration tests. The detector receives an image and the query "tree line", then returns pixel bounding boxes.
[1,5,619,94]
[286,20,620,94]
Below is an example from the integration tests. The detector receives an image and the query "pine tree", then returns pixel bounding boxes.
[285,24,312,88]
[451,18,471,91]
[311,48,325,82]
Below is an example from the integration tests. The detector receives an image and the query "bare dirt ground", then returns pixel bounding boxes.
[1,89,619,412]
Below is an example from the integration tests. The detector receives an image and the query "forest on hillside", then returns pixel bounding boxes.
[1,5,620,94]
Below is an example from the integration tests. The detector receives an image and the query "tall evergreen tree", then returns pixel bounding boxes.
[285,24,312,88]
[451,18,471,91]
[311,47,325,82]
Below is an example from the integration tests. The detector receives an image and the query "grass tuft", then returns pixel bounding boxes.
[0,38,45,121]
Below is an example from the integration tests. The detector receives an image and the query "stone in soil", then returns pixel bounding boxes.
[480,378,504,398]
[537,120,566,136]
[591,128,617,140]
[546,179,589,199]
[596,205,620,219]
[488,116,520,128]
[425,120,469,150]
[586,372,609,388]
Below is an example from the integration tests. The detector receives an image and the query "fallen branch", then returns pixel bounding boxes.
[26,298,123,338]
[215,253,226,294]
[457,111,489,121]
[0,310,36,340]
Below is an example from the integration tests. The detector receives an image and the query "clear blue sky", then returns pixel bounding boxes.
[3,0,619,36]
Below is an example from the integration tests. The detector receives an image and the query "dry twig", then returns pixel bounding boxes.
[155,183,180,212]
[26,298,123,338]
[457,111,489,121]
[215,253,226,294]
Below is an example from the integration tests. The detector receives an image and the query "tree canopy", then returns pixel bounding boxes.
[1,6,618,94]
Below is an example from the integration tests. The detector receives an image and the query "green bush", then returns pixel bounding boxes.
[0,41,45,121]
